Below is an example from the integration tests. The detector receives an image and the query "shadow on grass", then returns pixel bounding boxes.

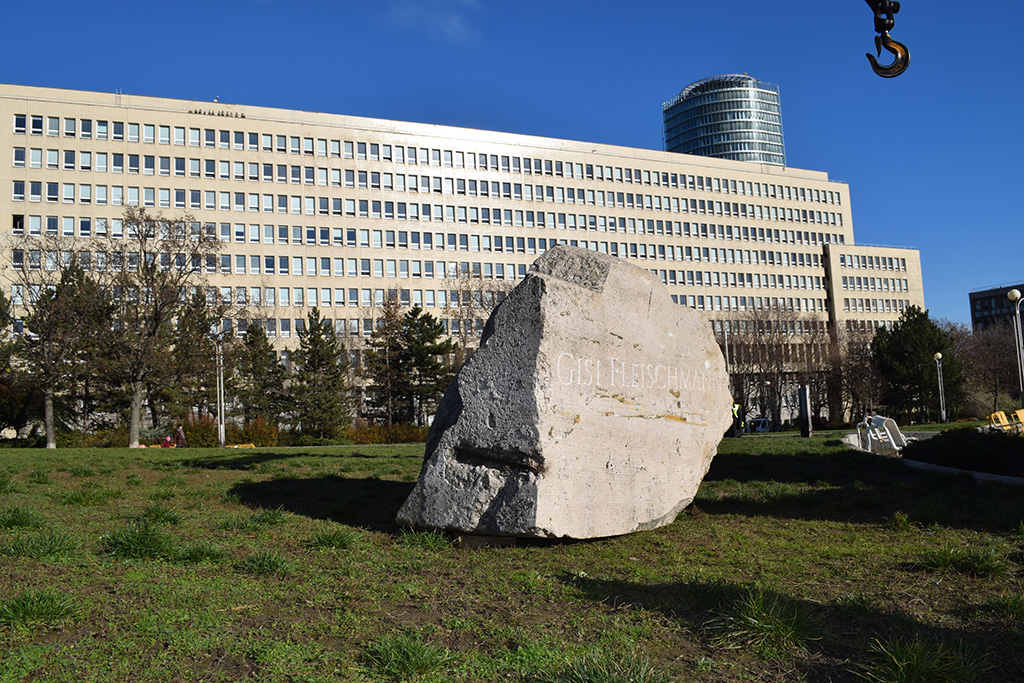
[229,476,415,532]
[560,573,1020,682]
[699,448,1024,533]
[175,448,421,471]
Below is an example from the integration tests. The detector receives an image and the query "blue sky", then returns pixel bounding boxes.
[5,0,1022,323]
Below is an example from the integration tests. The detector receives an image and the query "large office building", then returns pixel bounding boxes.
[663,75,786,167]
[2,83,923,370]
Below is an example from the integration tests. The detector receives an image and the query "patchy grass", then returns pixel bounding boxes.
[172,540,225,565]
[916,545,1010,577]
[99,520,171,559]
[0,471,18,494]
[537,650,672,683]
[234,550,294,576]
[855,636,990,683]
[362,632,453,682]
[705,585,820,657]
[0,506,44,529]
[397,528,453,550]
[305,525,362,550]
[1,438,1024,681]
[139,502,182,525]
[1,530,77,560]
[0,589,77,627]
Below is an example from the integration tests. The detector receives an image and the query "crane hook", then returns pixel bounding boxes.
[867,30,910,77]
[865,0,910,78]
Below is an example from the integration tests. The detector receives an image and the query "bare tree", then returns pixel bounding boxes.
[728,305,803,426]
[438,267,513,369]
[792,314,832,424]
[92,207,222,448]
[830,326,883,422]
[8,234,112,447]
[948,321,1018,415]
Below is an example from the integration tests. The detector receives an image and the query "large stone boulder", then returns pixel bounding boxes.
[396,245,732,539]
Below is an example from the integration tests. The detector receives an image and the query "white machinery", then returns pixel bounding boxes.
[856,415,915,454]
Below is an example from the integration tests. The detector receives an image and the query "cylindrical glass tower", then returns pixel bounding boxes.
[662,75,785,166]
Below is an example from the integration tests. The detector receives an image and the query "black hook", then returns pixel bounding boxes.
[867,31,910,78]
[865,0,909,77]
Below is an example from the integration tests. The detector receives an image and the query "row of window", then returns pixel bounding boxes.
[11,184,845,243]
[11,113,841,205]
[711,318,828,336]
[838,253,908,272]
[679,295,825,314]
[841,276,911,293]
[842,298,912,315]
[11,208,846,254]
[11,214,835,274]
[12,160,847,233]
[9,145,838,207]
[10,160,847,233]
[11,240,831,296]
[845,319,896,332]
[14,149,785,204]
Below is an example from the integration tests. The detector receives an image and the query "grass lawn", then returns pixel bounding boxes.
[1,432,1023,682]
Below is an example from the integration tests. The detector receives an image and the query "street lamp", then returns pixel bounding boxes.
[933,352,945,423]
[215,339,225,448]
[209,328,227,449]
[1009,289,1024,409]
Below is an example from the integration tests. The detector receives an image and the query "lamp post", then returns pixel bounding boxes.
[933,352,945,423]
[722,322,730,373]
[1009,289,1024,409]
[215,339,225,448]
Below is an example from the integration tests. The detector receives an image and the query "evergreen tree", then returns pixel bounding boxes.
[235,325,287,426]
[146,290,225,426]
[362,298,409,425]
[291,308,351,439]
[22,262,112,447]
[401,307,457,426]
[871,306,965,422]
[363,300,457,427]
[0,290,42,436]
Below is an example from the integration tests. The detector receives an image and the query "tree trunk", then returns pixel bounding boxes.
[129,379,145,448]
[44,387,56,449]
[148,394,160,435]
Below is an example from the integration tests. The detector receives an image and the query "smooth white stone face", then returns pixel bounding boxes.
[397,246,733,539]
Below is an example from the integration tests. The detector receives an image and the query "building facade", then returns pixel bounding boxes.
[969,282,1024,330]
[2,84,924,394]
[662,75,786,167]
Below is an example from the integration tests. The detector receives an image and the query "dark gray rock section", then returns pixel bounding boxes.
[397,276,547,535]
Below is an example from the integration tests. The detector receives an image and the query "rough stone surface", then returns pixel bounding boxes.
[396,245,733,539]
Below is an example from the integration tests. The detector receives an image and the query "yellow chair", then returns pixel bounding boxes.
[1009,409,1024,435]
[989,411,1014,432]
